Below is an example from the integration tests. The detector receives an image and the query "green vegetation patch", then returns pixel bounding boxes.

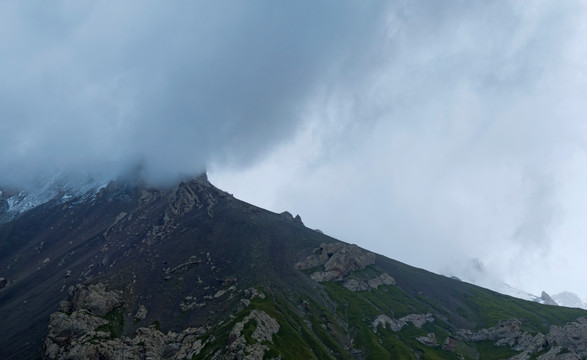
[251,292,333,359]
[322,281,464,360]
[467,289,587,331]
[475,340,520,360]
[194,289,333,360]
[95,306,125,339]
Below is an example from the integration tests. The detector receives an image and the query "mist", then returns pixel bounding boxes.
[0,1,387,187]
[3,1,587,300]
[209,1,587,300]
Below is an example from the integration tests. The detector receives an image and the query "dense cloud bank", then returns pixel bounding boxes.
[3,1,587,299]
[0,1,387,187]
[210,1,587,298]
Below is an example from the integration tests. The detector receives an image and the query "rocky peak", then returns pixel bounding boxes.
[167,175,217,218]
[280,211,304,226]
[541,291,558,306]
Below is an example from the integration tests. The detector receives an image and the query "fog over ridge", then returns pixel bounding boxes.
[0,1,388,187]
[3,1,587,302]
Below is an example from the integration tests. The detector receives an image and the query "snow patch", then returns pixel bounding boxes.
[0,172,104,224]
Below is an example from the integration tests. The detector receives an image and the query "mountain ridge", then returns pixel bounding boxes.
[1,175,587,359]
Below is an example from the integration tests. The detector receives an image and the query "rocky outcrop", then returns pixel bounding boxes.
[280,211,304,226]
[416,333,439,347]
[219,310,280,360]
[134,305,148,321]
[372,313,434,332]
[180,296,205,312]
[343,273,396,291]
[44,282,209,360]
[296,242,376,282]
[46,321,208,360]
[541,291,558,306]
[548,317,587,354]
[453,317,587,359]
[342,279,370,292]
[65,283,123,316]
[457,319,523,343]
[0,277,7,289]
[167,176,217,219]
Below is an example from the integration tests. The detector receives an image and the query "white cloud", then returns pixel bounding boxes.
[211,0,587,299]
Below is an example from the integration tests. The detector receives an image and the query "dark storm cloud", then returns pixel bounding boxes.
[0,1,388,187]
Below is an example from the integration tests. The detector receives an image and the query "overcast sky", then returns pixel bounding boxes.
[2,1,587,300]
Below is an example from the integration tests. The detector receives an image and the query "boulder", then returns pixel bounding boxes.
[296,242,376,282]
[416,333,439,347]
[69,283,123,316]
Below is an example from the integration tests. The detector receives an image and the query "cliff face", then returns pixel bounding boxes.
[1,175,587,359]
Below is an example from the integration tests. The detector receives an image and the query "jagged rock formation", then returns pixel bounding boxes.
[280,211,304,226]
[541,291,559,306]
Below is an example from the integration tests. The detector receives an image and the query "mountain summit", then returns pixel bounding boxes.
[1,175,587,359]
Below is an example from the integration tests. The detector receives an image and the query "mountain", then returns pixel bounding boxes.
[553,292,587,310]
[1,174,587,359]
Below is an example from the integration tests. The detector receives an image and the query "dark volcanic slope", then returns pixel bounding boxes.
[1,175,586,359]
[0,175,326,358]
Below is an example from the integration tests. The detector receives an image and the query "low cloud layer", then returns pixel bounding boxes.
[210,2,587,298]
[0,1,388,186]
[3,2,587,299]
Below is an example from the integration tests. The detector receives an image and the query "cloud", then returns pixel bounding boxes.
[4,0,587,299]
[210,1,587,298]
[0,1,389,187]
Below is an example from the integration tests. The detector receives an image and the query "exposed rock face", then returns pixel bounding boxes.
[342,279,370,292]
[416,333,439,347]
[180,296,205,312]
[134,304,148,321]
[46,310,108,349]
[45,282,209,360]
[44,282,282,360]
[344,272,396,291]
[280,211,304,226]
[457,319,523,343]
[549,317,587,354]
[454,317,587,359]
[167,176,217,219]
[66,283,122,316]
[46,321,208,360]
[372,313,434,332]
[541,291,558,306]
[296,242,376,282]
[221,310,280,360]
